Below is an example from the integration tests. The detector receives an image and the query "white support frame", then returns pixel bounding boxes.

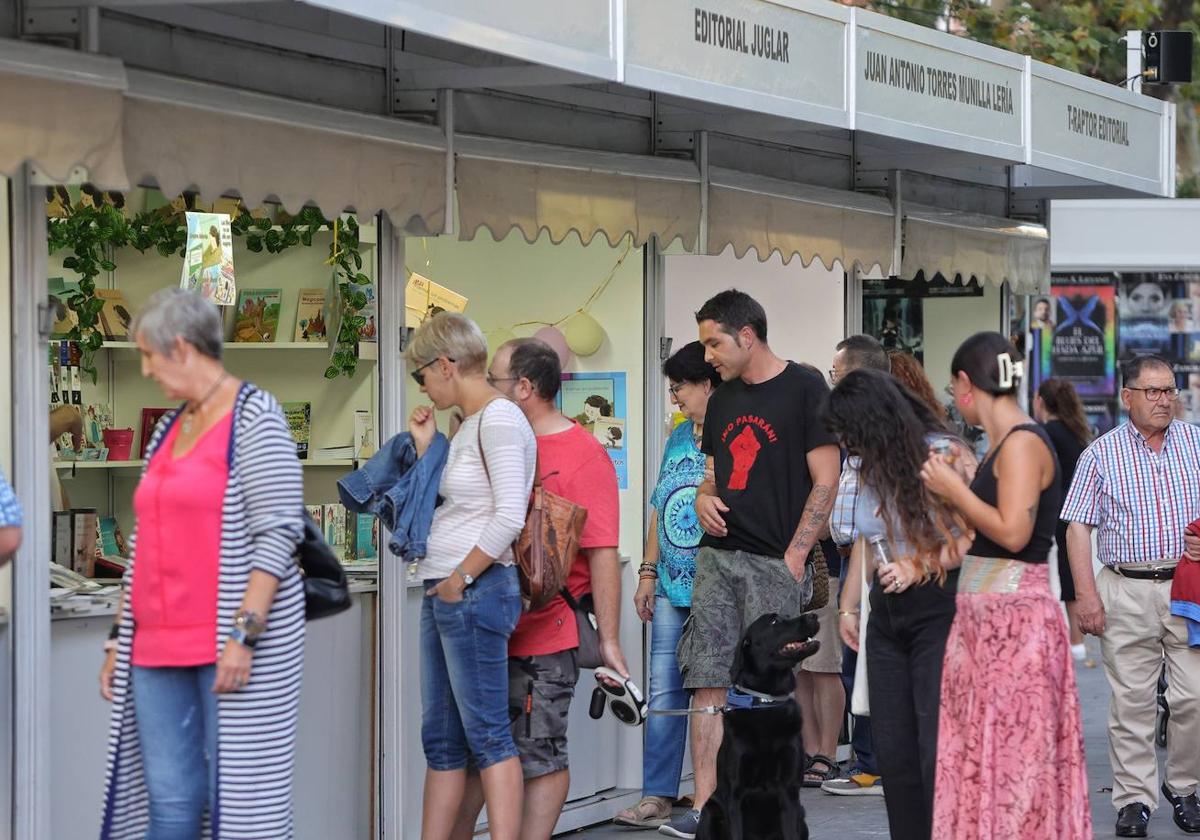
[10,166,52,839]
[376,217,407,840]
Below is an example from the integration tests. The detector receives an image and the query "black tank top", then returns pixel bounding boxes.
[967,423,1061,564]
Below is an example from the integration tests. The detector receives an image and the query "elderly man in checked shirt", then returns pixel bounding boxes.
[1062,354,1200,839]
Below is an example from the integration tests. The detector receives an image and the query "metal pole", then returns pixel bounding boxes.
[1126,30,1143,94]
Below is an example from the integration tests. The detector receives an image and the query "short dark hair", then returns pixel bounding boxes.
[663,341,721,388]
[836,334,889,373]
[695,289,767,342]
[506,338,562,401]
[1122,354,1174,386]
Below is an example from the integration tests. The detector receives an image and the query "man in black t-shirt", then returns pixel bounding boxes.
[662,289,840,840]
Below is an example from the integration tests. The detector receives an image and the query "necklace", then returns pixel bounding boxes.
[181,372,229,435]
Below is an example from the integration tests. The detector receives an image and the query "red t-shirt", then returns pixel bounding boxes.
[508,422,620,657]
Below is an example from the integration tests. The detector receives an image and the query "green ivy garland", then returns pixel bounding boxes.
[46,195,371,380]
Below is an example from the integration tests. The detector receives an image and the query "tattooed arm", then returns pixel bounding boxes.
[783,444,840,581]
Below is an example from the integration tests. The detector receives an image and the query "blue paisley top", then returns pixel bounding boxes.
[651,420,706,607]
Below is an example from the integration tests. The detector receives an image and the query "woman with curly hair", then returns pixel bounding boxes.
[886,349,947,422]
[828,369,975,840]
[1033,378,1092,660]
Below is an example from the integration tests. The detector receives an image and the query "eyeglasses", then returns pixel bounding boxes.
[1126,386,1180,402]
[668,382,687,397]
[411,357,454,387]
[487,374,518,387]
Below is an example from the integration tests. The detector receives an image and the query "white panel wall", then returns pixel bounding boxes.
[1051,199,1200,271]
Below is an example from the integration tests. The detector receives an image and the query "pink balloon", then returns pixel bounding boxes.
[533,326,573,370]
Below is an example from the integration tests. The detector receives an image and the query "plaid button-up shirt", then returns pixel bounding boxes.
[1061,420,1200,566]
[830,456,861,547]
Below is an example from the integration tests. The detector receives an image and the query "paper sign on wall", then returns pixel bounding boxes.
[180,212,236,306]
[559,371,629,490]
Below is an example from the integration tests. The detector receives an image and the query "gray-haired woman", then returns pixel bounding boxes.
[98,287,306,839]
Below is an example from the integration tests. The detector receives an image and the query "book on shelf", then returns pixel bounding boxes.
[47,278,80,339]
[354,410,375,458]
[357,283,378,343]
[232,288,282,342]
[349,513,378,563]
[304,505,324,530]
[322,504,348,560]
[52,511,73,568]
[282,402,311,460]
[97,516,129,558]
[294,288,328,342]
[139,407,173,458]
[95,289,132,340]
[51,508,98,577]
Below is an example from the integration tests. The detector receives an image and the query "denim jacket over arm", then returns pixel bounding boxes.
[338,431,449,561]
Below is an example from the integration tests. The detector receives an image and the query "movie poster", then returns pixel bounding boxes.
[558,371,628,489]
[1038,278,1116,397]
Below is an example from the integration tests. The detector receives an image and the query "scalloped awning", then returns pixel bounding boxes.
[122,73,448,232]
[706,168,894,272]
[0,42,129,189]
[455,142,701,249]
[902,204,1049,294]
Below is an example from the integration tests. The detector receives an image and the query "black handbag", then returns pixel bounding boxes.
[560,588,603,669]
[296,511,352,620]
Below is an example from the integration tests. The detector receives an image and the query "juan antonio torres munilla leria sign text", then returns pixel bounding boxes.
[863,50,1014,114]
[695,8,790,63]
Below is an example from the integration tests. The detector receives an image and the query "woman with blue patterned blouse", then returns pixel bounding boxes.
[614,341,720,829]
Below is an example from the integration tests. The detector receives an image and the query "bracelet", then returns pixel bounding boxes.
[838,609,860,617]
[107,623,120,641]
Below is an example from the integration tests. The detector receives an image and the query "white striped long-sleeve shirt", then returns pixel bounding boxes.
[1061,419,1200,566]
[422,398,536,579]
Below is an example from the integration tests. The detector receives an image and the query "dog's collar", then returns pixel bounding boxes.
[725,685,793,711]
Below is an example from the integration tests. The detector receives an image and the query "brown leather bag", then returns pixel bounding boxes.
[476,403,588,611]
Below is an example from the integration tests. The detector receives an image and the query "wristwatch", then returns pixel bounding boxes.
[455,566,475,587]
[231,609,267,649]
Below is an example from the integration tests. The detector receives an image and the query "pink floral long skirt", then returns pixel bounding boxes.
[932,562,1093,839]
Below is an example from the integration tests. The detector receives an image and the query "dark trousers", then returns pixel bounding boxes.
[865,575,956,840]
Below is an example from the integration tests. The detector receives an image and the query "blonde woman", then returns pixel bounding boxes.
[406,313,537,840]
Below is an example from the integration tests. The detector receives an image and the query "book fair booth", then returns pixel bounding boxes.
[0,0,1176,835]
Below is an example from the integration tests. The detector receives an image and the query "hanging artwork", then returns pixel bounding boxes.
[180,212,236,306]
[558,371,628,490]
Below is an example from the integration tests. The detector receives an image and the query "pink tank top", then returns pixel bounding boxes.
[131,412,232,667]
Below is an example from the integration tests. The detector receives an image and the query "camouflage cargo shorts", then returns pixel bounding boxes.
[507,650,580,780]
[677,546,814,691]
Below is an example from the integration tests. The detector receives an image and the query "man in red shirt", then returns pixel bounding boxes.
[452,337,628,840]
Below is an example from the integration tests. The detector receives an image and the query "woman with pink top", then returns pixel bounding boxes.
[98,287,306,840]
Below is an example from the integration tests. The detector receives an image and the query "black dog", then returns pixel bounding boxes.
[696,612,821,840]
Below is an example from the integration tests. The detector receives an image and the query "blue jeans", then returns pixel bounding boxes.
[644,598,690,799]
[421,563,522,771]
[132,664,219,840]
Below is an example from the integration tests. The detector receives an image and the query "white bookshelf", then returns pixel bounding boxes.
[55,458,359,470]
[98,341,377,354]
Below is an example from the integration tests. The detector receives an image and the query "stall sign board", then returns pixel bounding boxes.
[855,13,1025,161]
[624,0,850,127]
[1030,62,1167,196]
[304,0,619,80]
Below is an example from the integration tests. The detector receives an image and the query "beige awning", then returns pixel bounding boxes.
[122,72,448,232]
[455,139,702,249]
[902,204,1049,293]
[706,168,894,272]
[0,42,129,189]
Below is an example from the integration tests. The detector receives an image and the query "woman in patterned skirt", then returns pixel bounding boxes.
[921,331,1091,839]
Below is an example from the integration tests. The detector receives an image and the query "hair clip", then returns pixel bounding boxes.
[997,355,1025,390]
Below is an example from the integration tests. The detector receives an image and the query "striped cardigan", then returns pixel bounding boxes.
[100,384,306,840]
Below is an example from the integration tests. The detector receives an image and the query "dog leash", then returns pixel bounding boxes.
[648,685,794,717]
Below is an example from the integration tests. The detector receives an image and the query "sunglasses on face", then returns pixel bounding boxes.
[411,357,454,387]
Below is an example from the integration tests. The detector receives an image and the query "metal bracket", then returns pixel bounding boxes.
[36,302,54,341]
[659,337,673,361]
[19,7,82,40]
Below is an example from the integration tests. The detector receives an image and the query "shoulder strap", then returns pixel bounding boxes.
[476,399,542,490]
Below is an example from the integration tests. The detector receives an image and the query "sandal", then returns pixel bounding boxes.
[803,754,839,788]
[614,796,673,828]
